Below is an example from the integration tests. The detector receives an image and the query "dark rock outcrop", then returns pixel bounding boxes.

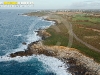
[22,42,27,45]
[10,41,57,57]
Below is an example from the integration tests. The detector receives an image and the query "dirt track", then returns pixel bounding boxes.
[48,14,100,53]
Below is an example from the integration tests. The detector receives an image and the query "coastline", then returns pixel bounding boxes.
[10,40,100,75]
[9,12,100,75]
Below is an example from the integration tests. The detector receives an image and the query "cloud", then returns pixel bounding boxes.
[69,0,100,9]
[72,2,87,7]
[84,0,100,3]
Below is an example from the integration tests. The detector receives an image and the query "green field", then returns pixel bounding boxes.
[43,24,100,63]
[69,14,100,50]
[72,14,100,24]
[71,14,100,29]
[43,13,100,63]
[26,11,100,63]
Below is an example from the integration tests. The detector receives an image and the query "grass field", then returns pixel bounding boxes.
[43,13,100,63]
[43,23,100,63]
[68,14,100,50]
[26,11,100,63]
[23,11,48,16]
[71,14,100,29]
[72,14,100,24]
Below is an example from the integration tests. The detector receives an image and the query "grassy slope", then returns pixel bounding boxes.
[72,14,100,23]
[71,15,100,62]
[43,25,100,63]
[72,14,100,29]
[70,14,100,50]
[43,14,100,63]
[26,12,100,62]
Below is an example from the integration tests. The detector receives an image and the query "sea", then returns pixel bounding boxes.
[0,9,71,75]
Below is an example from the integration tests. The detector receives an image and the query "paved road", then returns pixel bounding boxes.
[53,14,100,53]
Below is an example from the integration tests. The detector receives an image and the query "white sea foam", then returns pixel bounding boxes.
[26,31,41,44]
[14,34,22,37]
[0,16,71,75]
[0,55,32,63]
[7,19,41,54]
[0,55,71,75]
[6,45,27,55]
[5,32,41,55]
[26,18,41,44]
[36,55,71,75]
[22,15,28,16]
[3,16,54,55]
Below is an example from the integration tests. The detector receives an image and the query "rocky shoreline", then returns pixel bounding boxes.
[10,14,100,75]
[10,40,100,75]
[9,29,100,75]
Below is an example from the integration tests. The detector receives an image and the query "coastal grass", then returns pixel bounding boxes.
[70,14,100,62]
[72,14,100,24]
[71,14,100,30]
[24,11,48,16]
[43,25,100,62]
[43,26,69,46]
[70,14,100,50]
[72,38,100,63]
[43,14,100,63]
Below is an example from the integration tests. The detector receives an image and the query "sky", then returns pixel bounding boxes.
[0,0,100,9]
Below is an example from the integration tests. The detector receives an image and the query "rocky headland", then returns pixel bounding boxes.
[9,30,100,75]
[10,12,100,75]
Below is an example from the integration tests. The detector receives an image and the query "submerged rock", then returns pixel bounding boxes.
[22,42,27,45]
